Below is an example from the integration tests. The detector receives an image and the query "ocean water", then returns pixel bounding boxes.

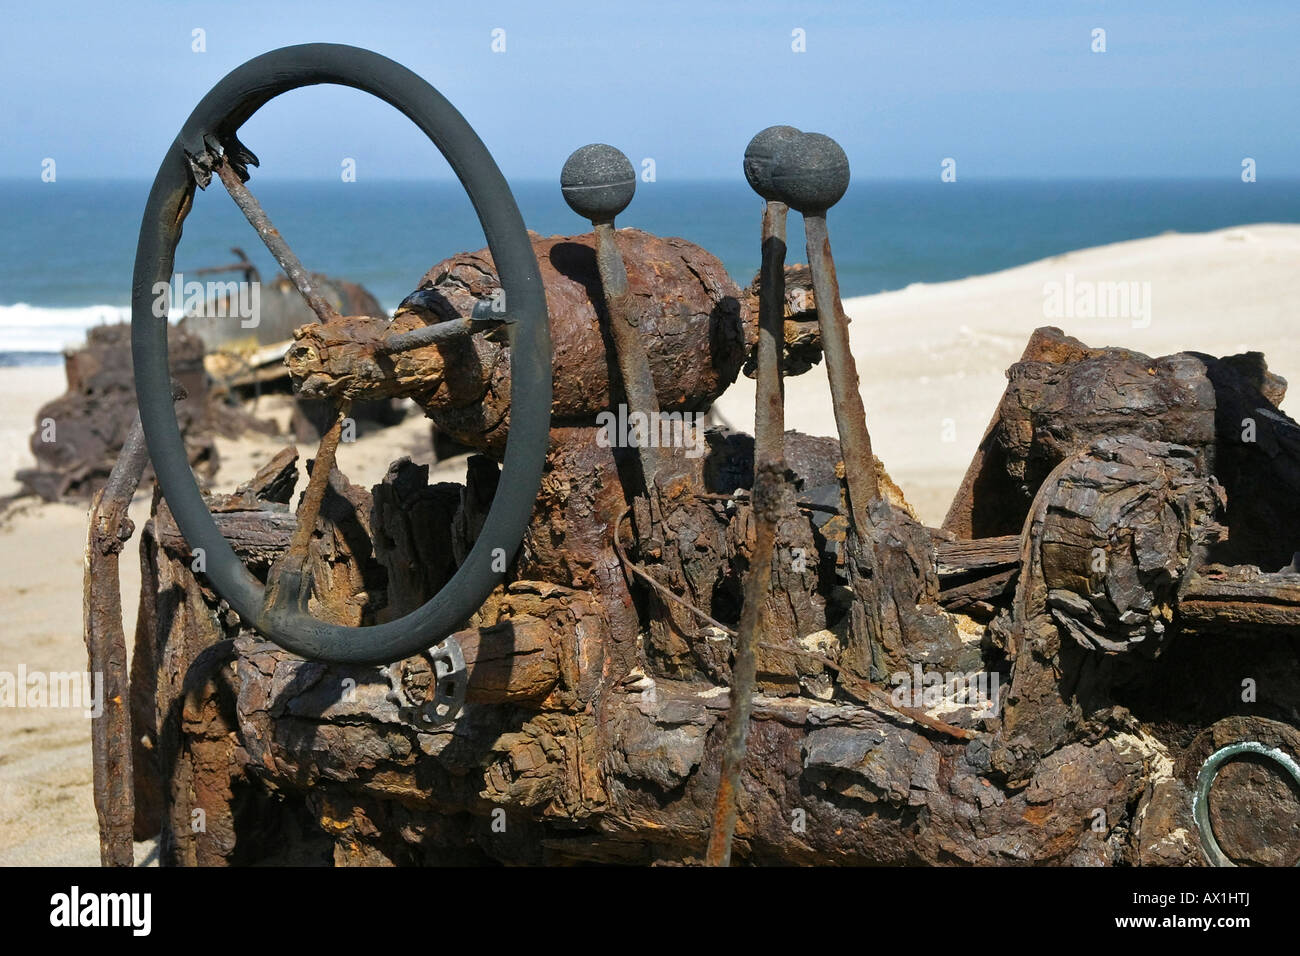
[3,177,1299,361]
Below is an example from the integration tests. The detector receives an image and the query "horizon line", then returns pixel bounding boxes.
[2,175,1297,186]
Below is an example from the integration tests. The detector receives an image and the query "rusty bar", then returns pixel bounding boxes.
[706,460,784,865]
[383,317,475,353]
[287,400,350,558]
[213,159,339,324]
[804,213,880,531]
[84,412,151,866]
[706,163,793,864]
[593,220,666,509]
[753,201,789,464]
[262,400,351,618]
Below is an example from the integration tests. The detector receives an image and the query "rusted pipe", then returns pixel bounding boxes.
[706,461,787,865]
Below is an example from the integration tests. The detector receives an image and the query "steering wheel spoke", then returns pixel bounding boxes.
[212,153,340,325]
[262,398,350,617]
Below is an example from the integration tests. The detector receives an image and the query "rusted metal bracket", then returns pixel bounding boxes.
[85,414,150,866]
[85,390,182,866]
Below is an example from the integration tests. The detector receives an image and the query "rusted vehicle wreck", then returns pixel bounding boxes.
[87,44,1300,867]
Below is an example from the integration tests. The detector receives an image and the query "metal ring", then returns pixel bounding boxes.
[131,44,552,665]
[1192,740,1300,867]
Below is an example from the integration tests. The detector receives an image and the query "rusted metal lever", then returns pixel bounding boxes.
[261,399,351,622]
[772,132,881,533]
[707,125,801,867]
[746,126,799,465]
[382,297,507,353]
[561,144,665,520]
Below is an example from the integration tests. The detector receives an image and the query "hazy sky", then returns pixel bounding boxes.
[3,1,1298,181]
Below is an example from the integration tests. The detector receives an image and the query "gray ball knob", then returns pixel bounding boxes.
[770,132,850,214]
[561,144,636,222]
[743,125,801,201]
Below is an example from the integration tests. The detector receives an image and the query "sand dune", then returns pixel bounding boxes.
[3,223,1298,864]
[716,223,1300,522]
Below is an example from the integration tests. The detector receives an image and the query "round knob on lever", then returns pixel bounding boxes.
[743,125,801,201]
[770,131,851,214]
[561,143,637,223]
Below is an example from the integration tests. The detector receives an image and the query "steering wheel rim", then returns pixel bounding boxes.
[131,43,552,665]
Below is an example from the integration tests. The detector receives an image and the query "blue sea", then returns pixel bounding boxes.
[3,177,1299,362]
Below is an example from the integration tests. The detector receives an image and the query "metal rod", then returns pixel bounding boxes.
[706,461,784,865]
[753,202,788,461]
[706,198,791,866]
[262,399,351,619]
[593,220,666,512]
[384,317,475,353]
[213,159,339,324]
[803,213,880,532]
[286,400,350,559]
[84,412,151,867]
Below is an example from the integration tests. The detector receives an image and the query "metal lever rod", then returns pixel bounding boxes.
[706,125,801,867]
[774,132,881,533]
[562,144,665,515]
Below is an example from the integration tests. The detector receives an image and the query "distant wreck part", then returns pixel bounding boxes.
[180,272,382,355]
[16,323,219,502]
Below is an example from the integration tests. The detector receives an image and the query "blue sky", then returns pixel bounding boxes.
[2,1,1298,181]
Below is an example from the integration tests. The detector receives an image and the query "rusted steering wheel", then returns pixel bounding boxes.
[131,44,552,666]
